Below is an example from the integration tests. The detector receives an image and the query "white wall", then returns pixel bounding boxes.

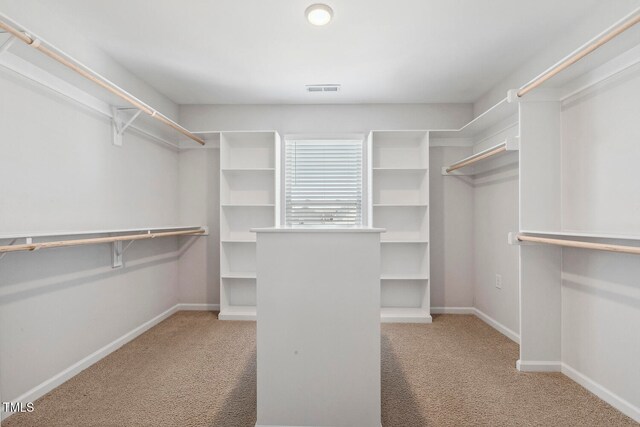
[178,104,473,306]
[178,149,220,305]
[559,70,640,415]
[430,124,520,336]
[472,168,520,333]
[470,121,520,336]
[561,70,640,235]
[0,4,184,410]
[429,146,474,309]
[562,250,640,414]
[0,70,181,406]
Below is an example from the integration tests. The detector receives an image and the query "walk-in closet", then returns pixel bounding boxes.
[1,1,639,426]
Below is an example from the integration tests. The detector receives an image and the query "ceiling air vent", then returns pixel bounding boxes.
[306,84,341,93]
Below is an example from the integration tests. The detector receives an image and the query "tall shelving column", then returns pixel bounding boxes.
[369,131,431,323]
[219,131,280,320]
[517,98,563,371]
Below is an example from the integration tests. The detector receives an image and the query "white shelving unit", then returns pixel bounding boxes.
[219,131,280,320]
[515,53,640,371]
[369,131,431,323]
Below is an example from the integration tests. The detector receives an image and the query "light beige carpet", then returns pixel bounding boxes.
[4,312,635,426]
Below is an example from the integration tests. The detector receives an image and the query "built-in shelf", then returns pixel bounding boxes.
[430,97,519,139]
[372,169,428,206]
[380,233,429,276]
[370,130,430,322]
[370,130,429,169]
[380,307,432,324]
[221,203,275,242]
[221,167,276,206]
[374,204,429,242]
[220,131,279,321]
[220,131,276,169]
[442,136,519,175]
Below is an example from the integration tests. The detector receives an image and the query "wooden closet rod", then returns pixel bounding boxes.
[446,143,506,173]
[0,20,205,145]
[0,229,205,254]
[517,234,640,255]
[517,12,640,97]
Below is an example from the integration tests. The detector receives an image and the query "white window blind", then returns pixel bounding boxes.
[285,140,363,226]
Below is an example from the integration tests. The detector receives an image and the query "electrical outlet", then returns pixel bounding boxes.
[495,274,502,289]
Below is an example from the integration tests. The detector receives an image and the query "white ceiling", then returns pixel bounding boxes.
[26,0,600,105]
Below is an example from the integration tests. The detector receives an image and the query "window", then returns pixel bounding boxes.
[285,139,363,226]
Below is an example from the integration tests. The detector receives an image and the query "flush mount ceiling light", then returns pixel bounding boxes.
[306,4,333,26]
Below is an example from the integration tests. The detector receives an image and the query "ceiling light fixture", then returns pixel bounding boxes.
[306,4,333,26]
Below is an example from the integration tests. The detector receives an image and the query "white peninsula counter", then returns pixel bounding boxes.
[252,226,384,427]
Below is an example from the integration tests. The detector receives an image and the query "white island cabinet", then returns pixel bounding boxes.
[252,227,384,427]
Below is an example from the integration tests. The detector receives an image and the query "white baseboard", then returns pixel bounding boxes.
[562,363,640,423]
[177,303,220,311]
[1,302,218,421]
[430,306,520,344]
[430,306,475,314]
[472,308,520,344]
[516,360,561,372]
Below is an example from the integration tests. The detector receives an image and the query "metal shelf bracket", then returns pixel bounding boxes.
[0,237,33,261]
[0,238,17,261]
[111,107,142,147]
[112,238,137,268]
